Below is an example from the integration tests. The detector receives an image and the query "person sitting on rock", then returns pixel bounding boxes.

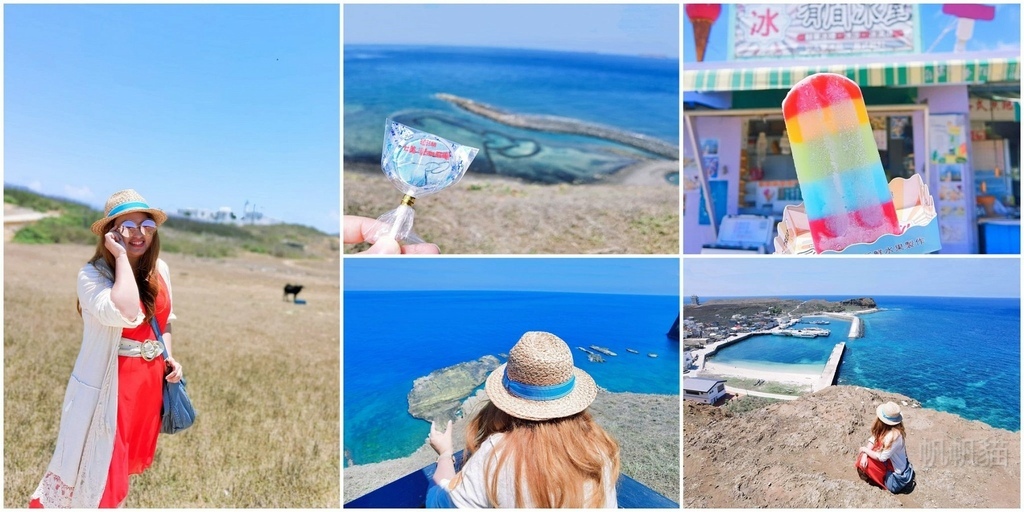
[425,331,620,508]
[856,402,916,494]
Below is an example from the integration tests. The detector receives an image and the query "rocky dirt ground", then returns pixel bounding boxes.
[684,385,1020,508]
[344,163,679,254]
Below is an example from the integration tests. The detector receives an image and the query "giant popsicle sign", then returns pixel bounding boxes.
[782,73,901,253]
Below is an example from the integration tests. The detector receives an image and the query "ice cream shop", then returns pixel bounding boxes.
[683,4,1020,254]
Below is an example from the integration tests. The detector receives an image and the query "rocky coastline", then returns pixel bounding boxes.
[407,355,501,423]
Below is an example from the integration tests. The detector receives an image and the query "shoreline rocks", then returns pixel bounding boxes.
[407,355,501,423]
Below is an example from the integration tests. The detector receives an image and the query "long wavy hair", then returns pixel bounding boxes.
[77,216,162,321]
[870,417,907,450]
[451,401,620,508]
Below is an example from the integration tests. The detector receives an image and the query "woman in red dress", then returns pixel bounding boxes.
[30,189,185,508]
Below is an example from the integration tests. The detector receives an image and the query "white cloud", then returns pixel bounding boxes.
[63,185,94,201]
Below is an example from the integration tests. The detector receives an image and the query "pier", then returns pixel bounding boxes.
[813,342,846,392]
[848,316,864,338]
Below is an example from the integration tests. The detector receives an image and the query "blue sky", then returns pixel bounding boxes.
[345,258,680,295]
[345,4,679,58]
[684,3,1021,62]
[4,5,340,233]
[684,258,1021,298]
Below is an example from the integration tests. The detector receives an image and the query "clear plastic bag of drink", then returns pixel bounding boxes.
[365,119,479,244]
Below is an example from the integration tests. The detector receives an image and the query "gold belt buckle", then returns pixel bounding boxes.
[140,340,160,361]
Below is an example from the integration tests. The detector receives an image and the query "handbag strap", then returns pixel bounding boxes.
[149,317,171,360]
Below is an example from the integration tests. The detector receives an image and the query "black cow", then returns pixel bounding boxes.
[283,284,304,302]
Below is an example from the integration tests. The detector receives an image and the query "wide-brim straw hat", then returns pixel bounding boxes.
[90,189,167,235]
[877,402,903,426]
[485,331,598,421]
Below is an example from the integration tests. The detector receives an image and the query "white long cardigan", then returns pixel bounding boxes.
[31,258,174,508]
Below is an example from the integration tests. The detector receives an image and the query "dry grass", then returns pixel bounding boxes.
[344,163,680,254]
[4,243,340,507]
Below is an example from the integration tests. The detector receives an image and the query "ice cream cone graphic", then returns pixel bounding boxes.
[686,4,721,63]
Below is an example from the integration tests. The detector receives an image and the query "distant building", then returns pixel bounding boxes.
[175,207,281,226]
[684,377,727,405]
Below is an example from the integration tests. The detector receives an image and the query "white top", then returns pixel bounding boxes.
[871,430,909,474]
[445,433,617,508]
[31,259,174,508]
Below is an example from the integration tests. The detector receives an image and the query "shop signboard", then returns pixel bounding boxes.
[730,4,920,60]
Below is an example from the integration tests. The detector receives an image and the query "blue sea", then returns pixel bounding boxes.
[707,296,1020,432]
[344,45,679,183]
[344,290,680,465]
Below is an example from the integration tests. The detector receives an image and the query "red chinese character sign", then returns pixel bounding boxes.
[731,4,920,60]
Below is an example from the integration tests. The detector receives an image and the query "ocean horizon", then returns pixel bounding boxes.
[344,290,681,465]
[344,45,679,184]
[695,295,1021,432]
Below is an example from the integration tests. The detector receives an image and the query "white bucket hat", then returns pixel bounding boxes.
[90,189,167,235]
[877,402,903,426]
[485,331,598,421]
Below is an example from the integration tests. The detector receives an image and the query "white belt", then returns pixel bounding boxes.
[118,338,164,361]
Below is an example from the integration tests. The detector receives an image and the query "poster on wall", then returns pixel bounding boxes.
[930,113,972,249]
[701,138,720,179]
[731,4,919,60]
[699,180,728,227]
[930,114,969,164]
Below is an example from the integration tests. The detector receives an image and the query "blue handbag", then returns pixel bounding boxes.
[151,318,197,434]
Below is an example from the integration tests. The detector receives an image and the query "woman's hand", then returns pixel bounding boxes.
[104,231,128,258]
[165,356,183,383]
[429,419,454,456]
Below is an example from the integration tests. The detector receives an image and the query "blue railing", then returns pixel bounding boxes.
[346,451,678,508]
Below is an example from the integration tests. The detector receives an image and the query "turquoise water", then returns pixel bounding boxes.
[703,296,1020,432]
[344,290,680,464]
[711,316,852,374]
[344,45,679,183]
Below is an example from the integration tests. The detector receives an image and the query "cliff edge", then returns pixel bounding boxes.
[684,385,1020,508]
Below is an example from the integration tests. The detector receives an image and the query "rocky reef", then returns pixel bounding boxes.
[407,355,501,423]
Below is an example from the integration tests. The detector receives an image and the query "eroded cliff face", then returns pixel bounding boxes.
[684,385,1020,508]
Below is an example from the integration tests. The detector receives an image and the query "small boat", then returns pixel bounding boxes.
[810,320,830,325]
[590,345,617,356]
[576,346,596,356]
[626,348,640,354]
[588,353,605,363]
[647,353,658,358]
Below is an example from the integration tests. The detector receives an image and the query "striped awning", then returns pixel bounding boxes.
[684,58,1020,92]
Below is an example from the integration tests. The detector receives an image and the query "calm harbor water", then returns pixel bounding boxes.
[704,296,1020,431]
[344,290,680,464]
[344,45,679,183]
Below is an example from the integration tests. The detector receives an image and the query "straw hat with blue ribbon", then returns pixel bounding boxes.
[877,402,904,426]
[485,331,598,421]
[90,189,168,235]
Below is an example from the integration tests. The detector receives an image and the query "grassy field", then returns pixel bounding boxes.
[5,185,338,259]
[4,243,340,507]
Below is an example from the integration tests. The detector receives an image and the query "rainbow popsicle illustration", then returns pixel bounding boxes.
[783,73,901,253]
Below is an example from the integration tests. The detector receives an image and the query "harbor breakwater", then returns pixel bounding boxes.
[436,93,679,159]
